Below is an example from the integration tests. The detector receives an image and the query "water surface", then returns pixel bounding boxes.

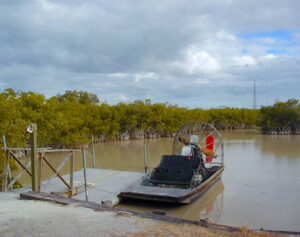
[111,131,300,231]
[17,130,300,231]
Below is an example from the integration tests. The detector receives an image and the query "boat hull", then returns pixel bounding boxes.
[121,166,224,204]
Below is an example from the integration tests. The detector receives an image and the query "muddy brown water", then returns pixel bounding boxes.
[17,130,300,231]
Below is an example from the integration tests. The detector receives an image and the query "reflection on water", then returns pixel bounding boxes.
[199,181,224,223]
[92,138,173,171]
[16,130,300,231]
[223,130,300,160]
[259,135,300,160]
[120,180,224,223]
[220,131,300,231]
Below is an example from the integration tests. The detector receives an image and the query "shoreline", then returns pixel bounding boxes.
[86,127,260,145]
[0,191,296,237]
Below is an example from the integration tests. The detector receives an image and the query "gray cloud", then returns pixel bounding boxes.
[0,0,299,108]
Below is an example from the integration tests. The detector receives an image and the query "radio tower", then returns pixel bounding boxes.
[253,80,257,109]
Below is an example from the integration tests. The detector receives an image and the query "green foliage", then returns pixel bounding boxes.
[57,90,100,105]
[1,89,297,189]
[0,88,262,149]
[0,88,263,188]
[0,89,29,148]
[260,99,300,134]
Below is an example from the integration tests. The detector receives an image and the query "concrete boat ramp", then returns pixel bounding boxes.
[17,168,145,206]
[4,169,300,236]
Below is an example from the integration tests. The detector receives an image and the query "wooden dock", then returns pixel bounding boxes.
[16,168,145,206]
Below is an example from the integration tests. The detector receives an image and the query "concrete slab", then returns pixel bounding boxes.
[72,169,145,204]
[13,168,145,205]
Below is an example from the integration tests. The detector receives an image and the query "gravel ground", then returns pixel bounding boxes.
[0,192,283,237]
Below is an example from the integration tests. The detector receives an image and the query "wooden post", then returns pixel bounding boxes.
[1,149,9,191]
[221,142,224,166]
[2,135,12,186]
[2,135,6,148]
[30,123,38,191]
[37,153,43,192]
[91,135,96,168]
[69,152,74,198]
[82,149,88,201]
[143,141,148,173]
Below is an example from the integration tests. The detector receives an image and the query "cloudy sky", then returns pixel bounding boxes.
[0,0,299,108]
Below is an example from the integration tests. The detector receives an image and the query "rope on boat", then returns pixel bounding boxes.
[93,187,119,195]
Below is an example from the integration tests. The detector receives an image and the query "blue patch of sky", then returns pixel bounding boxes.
[241,49,248,54]
[267,49,299,56]
[239,30,293,40]
[266,49,283,54]
[239,30,300,56]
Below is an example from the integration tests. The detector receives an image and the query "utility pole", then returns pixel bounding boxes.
[253,80,257,110]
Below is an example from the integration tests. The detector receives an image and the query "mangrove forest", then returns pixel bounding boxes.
[260,99,300,135]
[0,88,261,149]
[0,88,299,188]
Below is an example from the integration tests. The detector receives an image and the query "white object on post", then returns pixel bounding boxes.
[27,123,34,133]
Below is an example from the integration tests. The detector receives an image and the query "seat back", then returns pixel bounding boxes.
[149,167,195,185]
[149,155,200,185]
[159,155,200,169]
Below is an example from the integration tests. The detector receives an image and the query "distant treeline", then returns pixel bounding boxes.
[0,88,260,148]
[261,99,300,135]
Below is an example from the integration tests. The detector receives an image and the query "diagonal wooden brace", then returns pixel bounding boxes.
[42,156,71,189]
[9,151,32,176]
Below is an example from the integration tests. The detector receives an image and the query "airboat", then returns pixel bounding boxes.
[121,121,224,203]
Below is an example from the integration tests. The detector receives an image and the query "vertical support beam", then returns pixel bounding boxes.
[69,152,74,198]
[91,135,96,168]
[2,135,6,149]
[143,141,148,173]
[82,149,88,201]
[30,123,38,191]
[7,163,12,187]
[2,135,12,186]
[37,152,43,192]
[221,141,224,166]
[1,149,9,191]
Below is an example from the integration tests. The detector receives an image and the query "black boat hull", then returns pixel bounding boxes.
[121,166,224,204]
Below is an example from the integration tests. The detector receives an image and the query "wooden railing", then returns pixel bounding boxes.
[1,147,80,198]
